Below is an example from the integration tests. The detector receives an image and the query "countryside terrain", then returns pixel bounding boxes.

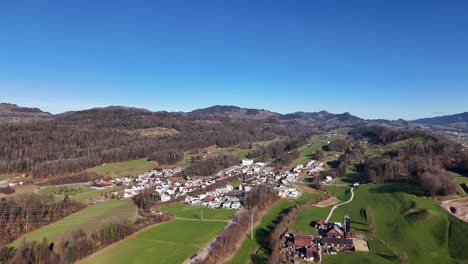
[0,104,467,264]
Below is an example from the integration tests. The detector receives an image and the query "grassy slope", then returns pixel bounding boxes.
[320,178,467,264]
[365,136,435,156]
[38,186,94,195]
[38,186,124,203]
[290,136,343,169]
[87,158,157,178]
[10,199,138,247]
[227,193,322,264]
[159,203,236,220]
[82,219,227,264]
[175,139,281,168]
[227,199,296,264]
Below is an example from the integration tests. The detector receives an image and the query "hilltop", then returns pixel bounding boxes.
[413,112,468,132]
[0,103,53,123]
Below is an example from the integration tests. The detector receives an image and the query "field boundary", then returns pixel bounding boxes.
[76,220,174,264]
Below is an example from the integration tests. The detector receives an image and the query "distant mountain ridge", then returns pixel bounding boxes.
[412,112,468,132]
[1,102,466,132]
[188,105,279,119]
[0,103,53,123]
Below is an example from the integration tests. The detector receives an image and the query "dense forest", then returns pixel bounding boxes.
[348,126,468,196]
[183,154,240,176]
[0,107,313,178]
[0,194,84,246]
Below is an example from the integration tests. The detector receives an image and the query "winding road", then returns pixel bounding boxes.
[324,187,355,223]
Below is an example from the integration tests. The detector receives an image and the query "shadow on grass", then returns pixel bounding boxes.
[368,177,424,196]
[249,207,294,263]
[327,160,339,169]
[376,253,400,261]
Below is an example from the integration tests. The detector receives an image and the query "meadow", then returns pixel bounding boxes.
[227,192,322,264]
[289,135,343,169]
[38,186,93,196]
[81,219,228,264]
[159,203,236,220]
[10,199,138,247]
[290,177,468,264]
[87,158,157,178]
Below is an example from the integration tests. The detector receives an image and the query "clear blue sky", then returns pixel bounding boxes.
[1,0,467,120]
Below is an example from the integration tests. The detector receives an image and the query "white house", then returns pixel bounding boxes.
[160,194,171,202]
[242,159,254,166]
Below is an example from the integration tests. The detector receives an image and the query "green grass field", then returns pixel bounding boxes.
[71,187,123,203]
[159,203,236,220]
[333,166,366,185]
[289,205,331,234]
[88,159,157,178]
[452,171,468,185]
[226,192,322,264]
[39,186,94,196]
[82,219,228,264]
[290,136,344,169]
[451,171,468,196]
[319,178,468,264]
[38,186,124,203]
[11,199,138,247]
[232,180,243,189]
[175,139,282,168]
[226,199,297,264]
[365,136,436,157]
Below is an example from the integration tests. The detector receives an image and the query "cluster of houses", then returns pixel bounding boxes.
[0,180,24,189]
[123,174,222,201]
[282,215,368,262]
[293,160,326,175]
[115,158,309,204]
[88,156,333,211]
[184,185,242,209]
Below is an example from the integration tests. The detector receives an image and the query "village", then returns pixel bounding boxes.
[1,155,373,262]
[84,158,329,210]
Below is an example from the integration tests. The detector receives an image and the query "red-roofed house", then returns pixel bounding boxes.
[293,234,314,248]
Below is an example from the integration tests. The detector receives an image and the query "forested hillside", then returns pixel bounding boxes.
[0,107,313,178]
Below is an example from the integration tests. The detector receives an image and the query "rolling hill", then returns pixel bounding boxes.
[413,112,468,132]
[0,103,53,123]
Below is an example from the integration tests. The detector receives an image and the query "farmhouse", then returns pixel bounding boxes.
[320,237,354,251]
[293,234,315,248]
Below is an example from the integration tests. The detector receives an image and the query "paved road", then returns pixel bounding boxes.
[324,187,355,223]
[188,209,244,263]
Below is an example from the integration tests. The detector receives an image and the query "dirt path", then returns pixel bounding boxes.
[325,187,354,223]
[315,196,340,207]
[440,197,468,222]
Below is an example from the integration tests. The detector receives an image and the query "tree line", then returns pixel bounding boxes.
[200,185,280,264]
[0,194,84,247]
[183,154,240,176]
[353,126,468,196]
[246,138,306,162]
[149,149,184,165]
[0,107,312,178]
[0,210,175,264]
